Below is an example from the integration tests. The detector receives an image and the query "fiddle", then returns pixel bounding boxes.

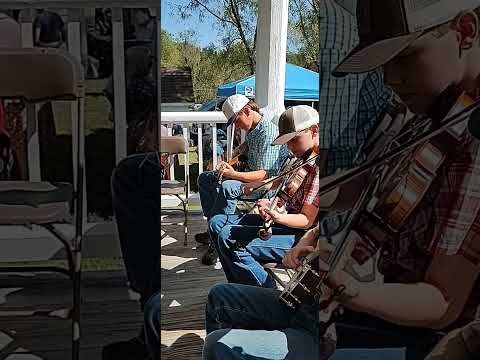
[353,86,476,264]
[279,86,480,313]
[257,150,317,240]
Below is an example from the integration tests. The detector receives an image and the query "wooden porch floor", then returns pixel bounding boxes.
[0,212,223,359]
[161,212,226,360]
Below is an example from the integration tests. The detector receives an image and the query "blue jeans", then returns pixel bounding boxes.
[203,283,329,360]
[208,214,304,288]
[203,284,441,360]
[111,153,161,307]
[144,292,160,359]
[198,171,244,220]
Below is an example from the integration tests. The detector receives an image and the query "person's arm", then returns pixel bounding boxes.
[241,177,279,196]
[268,203,319,230]
[283,226,337,269]
[219,162,268,182]
[425,320,480,360]
[262,165,322,230]
[331,252,478,330]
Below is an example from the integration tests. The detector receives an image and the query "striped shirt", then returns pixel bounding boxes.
[245,113,290,177]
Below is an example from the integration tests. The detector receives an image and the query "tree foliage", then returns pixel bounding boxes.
[175,0,258,74]
[161,30,251,103]
[161,0,349,102]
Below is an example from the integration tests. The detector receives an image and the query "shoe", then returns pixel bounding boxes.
[201,246,218,265]
[102,336,149,360]
[194,231,210,245]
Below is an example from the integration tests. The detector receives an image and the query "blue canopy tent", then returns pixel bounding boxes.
[216,63,319,101]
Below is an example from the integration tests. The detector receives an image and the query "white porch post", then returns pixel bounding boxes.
[255,0,289,117]
[153,6,161,149]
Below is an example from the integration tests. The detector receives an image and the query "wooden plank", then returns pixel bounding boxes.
[0,271,142,359]
[160,214,224,359]
[0,214,215,359]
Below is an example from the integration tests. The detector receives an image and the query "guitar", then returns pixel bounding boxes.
[216,154,249,183]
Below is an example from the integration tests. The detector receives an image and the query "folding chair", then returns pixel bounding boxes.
[0,48,85,360]
[160,136,189,246]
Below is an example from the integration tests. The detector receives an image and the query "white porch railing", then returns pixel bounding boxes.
[161,111,232,195]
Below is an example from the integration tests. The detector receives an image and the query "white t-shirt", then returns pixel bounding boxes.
[0,13,21,48]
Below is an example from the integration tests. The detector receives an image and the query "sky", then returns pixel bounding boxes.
[161,0,220,48]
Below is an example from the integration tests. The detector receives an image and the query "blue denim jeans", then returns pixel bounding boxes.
[203,283,328,360]
[111,153,161,307]
[203,284,441,360]
[197,171,244,220]
[203,284,439,360]
[144,292,160,359]
[208,214,304,288]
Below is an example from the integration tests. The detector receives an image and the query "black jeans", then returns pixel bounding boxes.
[337,309,441,359]
[111,153,161,307]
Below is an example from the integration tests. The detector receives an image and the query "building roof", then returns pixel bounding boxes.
[161,67,194,103]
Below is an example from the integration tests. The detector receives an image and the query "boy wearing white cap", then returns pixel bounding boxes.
[203,1,480,359]
[196,95,289,259]
[207,105,322,288]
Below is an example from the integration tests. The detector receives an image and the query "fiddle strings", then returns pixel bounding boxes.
[233,155,299,222]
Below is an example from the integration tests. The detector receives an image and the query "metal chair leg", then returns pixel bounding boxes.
[72,258,81,360]
[182,198,188,247]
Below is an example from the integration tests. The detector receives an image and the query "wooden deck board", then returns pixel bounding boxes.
[161,213,225,359]
[0,270,143,360]
[0,213,215,359]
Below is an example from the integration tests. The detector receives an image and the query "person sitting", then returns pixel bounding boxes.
[202,1,480,358]
[207,105,322,288]
[103,152,161,360]
[196,94,289,264]
[143,291,160,360]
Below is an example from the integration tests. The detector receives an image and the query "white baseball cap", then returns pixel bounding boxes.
[222,94,250,127]
[333,0,480,77]
[272,105,319,145]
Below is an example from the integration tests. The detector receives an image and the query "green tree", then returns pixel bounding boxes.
[174,32,251,103]
[174,0,258,75]
[160,30,183,68]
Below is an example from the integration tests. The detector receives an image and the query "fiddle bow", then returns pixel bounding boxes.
[257,150,318,240]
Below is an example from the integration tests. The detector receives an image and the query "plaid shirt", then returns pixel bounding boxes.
[286,162,320,215]
[317,0,393,176]
[245,113,289,177]
[373,111,480,325]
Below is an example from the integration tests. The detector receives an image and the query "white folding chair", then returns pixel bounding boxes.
[0,48,85,360]
[160,136,189,246]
